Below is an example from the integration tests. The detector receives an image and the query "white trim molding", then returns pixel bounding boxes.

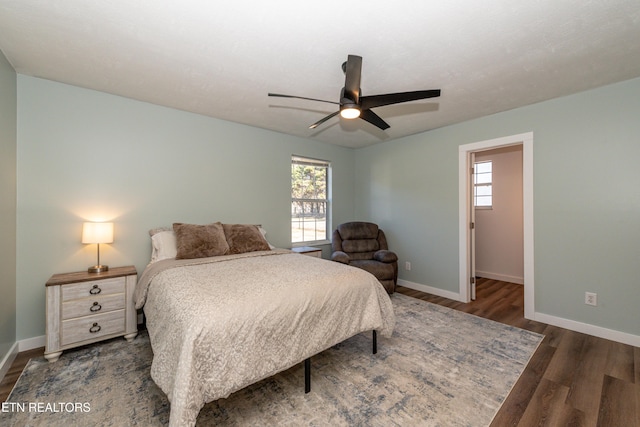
[397,279,461,302]
[0,341,19,381]
[475,271,524,285]
[534,312,640,348]
[1,335,46,381]
[18,334,46,352]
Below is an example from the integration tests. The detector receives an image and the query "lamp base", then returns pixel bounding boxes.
[88,265,109,273]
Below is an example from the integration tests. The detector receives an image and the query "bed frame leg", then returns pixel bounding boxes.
[304,358,311,393]
[303,331,377,394]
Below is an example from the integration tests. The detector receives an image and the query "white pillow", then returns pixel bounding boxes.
[258,226,276,250]
[150,230,177,263]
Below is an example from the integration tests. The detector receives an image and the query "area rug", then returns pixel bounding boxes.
[3,294,543,426]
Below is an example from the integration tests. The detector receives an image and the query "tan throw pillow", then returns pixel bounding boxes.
[223,224,271,254]
[173,222,229,259]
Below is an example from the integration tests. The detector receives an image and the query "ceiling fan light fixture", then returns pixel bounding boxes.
[340,105,361,119]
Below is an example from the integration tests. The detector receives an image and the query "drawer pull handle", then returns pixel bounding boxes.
[89,285,102,295]
[89,323,101,333]
[90,302,102,312]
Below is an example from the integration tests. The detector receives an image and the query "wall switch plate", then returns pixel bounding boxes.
[585,292,597,306]
[405,261,411,271]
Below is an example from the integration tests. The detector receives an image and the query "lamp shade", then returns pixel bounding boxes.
[82,222,114,244]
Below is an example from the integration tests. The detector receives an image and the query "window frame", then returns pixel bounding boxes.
[291,155,331,246]
[474,160,493,209]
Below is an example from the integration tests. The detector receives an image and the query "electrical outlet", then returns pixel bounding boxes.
[585,292,597,306]
[405,261,411,271]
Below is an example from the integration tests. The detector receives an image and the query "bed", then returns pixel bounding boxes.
[134,223,395,427]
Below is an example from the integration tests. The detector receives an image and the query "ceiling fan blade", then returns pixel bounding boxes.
[360,109,390,130]
[360,89,441,110]
[268,93,339,105]
[342,55,362,103]
[309,111,340,129]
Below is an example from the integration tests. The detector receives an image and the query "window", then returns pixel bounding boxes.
[291,156,330,244]
[474,160,492,208]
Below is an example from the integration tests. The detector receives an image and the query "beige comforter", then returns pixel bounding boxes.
[134,249,395,427]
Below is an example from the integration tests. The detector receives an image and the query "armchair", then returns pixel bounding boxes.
[331,222,398,294]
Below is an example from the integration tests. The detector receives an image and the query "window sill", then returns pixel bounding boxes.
[291,240,330,247]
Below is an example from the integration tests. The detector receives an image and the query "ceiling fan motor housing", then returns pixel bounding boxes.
[340,87,361,118]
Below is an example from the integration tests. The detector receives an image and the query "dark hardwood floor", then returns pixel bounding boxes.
[1,278,638,426]
[397,278,639,427]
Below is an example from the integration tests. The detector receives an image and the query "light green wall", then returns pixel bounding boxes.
[13,73,640,343]
[355,76,640,337]
[0,50,17,360]
[16,76,355,340]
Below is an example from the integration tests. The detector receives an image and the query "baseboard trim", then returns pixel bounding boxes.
[397,279,462,302]
[398,278,640,347]
[16,328,146,354]
[18,335,45,352]
[534,312,640,348]
[475,271,524,285]
[0,341,19,381]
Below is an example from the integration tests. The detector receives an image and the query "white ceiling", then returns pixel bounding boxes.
[1,1,640,148]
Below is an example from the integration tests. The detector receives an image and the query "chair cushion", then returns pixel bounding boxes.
[350,260,395,281]
[374,250,398,263]
[348,251,377,261]
[342,238,379,254]
[337,222,379,240]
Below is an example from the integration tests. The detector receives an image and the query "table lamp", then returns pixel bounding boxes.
[82,222,114,273]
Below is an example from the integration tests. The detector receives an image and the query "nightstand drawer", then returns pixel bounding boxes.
[61,277,125,301]
[62,293,125,320]
[61,310,125,346]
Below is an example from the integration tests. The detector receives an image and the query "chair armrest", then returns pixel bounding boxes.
[331,251,350,264]
[374,250,398,263]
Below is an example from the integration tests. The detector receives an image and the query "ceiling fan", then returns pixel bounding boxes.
[268,54,441,130]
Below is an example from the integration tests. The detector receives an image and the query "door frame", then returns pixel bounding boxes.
[458,132,534,319]
[469,151,476,300]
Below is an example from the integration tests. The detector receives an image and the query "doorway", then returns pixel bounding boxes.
[474,146,523,286]
[458,132,534,320]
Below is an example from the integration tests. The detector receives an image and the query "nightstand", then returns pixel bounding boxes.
[291,246,322,258]
[45,265,138,362]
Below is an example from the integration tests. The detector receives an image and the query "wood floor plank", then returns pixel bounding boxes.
[540,324,566,349]
[604,340,635,383]
[565,335,611,422]
[518,377,578,426]
[636,347,640,427]
[542,330,588,387]
[490,343,556,426]
[597,374,636,427]
[633,347,640,384]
